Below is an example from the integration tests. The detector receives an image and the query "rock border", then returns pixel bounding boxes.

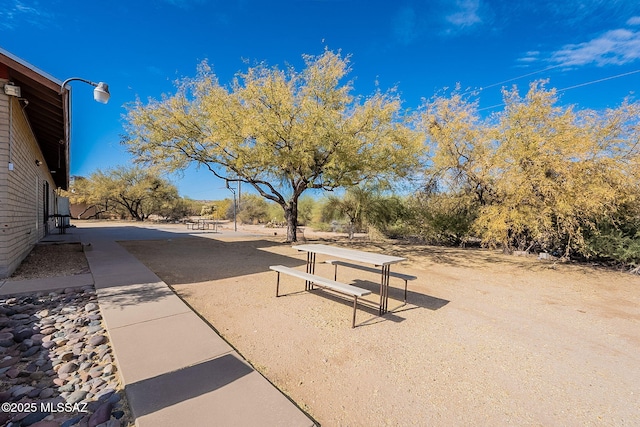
[0,287,132,427]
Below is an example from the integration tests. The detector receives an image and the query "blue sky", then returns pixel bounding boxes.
[2,0,639,200]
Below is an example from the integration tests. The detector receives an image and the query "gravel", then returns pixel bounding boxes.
[0,287,133,427]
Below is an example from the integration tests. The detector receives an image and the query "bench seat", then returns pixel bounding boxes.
[269,265,371,328]
[324,260,416,303]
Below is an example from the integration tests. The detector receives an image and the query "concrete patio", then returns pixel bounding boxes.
[0,221,316,427]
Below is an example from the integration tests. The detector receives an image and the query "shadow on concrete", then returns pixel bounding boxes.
[96,282,176,308]
[126,354,253,418]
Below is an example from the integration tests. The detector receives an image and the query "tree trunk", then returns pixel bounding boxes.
[348,220,355,240]
[284,200,299,243]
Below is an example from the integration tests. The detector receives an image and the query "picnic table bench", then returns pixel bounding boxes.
[291,244,408,315]
[269,265,371,328]
[324,259,417,303]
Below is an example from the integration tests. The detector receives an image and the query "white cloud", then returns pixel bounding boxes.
[446,0,482,29]
[0,0,51,30]
[627,16,640,26]
[518,51,541,64]
[551,28,640,66]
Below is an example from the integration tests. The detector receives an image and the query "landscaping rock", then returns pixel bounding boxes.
[0,289,132,426]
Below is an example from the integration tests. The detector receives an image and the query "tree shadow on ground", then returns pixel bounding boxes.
[118,237,305,286]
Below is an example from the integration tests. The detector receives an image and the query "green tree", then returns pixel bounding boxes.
[479,82,639,256]
[123,49,422,241]
[322,186,406,239]
[86,166,180,221]
[234,194,269,224]
[423,81,640,261]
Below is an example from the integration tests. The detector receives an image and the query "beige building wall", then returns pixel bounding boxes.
[1,88,57,278]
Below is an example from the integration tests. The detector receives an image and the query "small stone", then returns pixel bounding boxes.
[89,335,106,346]
[58,362,79,374]
[30,334,44,344]
[12,313,30,320]
[39,388,55,399]
[67,389,88,404]
[14,328,34,342]
[0,332,14,347]
[69,331,87,341]
[87,326,102,334]
[18,411,49,426]
[61,352,75,362]
[40,327,57,335]
[42,340,56,350]
[58,383,74,393]
[89,366,104,379]
[88,400,113,426]
[12,385,35,398]
[28,387,42,398]
[5,368,19,378]
[23,346,41,357]
[85,303,98,313]
[0,356,19,368]
[30,371,45,380]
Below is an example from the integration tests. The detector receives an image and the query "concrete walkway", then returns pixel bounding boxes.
[1,222,316,427]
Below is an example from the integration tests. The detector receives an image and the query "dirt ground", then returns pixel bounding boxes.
[115,225,640,426]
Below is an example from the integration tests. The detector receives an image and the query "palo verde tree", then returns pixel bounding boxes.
[123,49,422,241]
[422,80,640,260]
[86,166,180,221]
[322,186,406,239]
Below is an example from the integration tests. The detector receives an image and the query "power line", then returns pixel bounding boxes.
[479,64,565,91]
[557,68,640,93]
[477,68,640,112]
[461,64,565,96]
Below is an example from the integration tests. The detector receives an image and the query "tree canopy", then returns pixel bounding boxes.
[123,49,423,241]
[69,166,182,221]
[420,81,640,259]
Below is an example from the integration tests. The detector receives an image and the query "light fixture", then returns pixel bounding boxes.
[35,160,42,166]
[60,77,110,104]
[4,82,21,97]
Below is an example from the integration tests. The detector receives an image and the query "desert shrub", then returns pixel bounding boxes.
[405,192,478,246]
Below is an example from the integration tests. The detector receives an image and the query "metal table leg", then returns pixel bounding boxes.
[379,265,391,314]
[305,251,316,291]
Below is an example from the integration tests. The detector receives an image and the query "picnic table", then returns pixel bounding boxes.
[291,244,407,315]
[186,219,218,231]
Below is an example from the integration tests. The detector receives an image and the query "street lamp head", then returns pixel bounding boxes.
[93,82,110,104]
[60,77,110,104]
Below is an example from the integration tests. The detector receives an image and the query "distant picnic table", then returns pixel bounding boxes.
[186,219,218,231]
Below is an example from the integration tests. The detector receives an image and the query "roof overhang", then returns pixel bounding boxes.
[1,48,70,190]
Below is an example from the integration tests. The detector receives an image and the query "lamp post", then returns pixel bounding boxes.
[56,76,109,228]
[226,180,237,232]
[60,77,110,104]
